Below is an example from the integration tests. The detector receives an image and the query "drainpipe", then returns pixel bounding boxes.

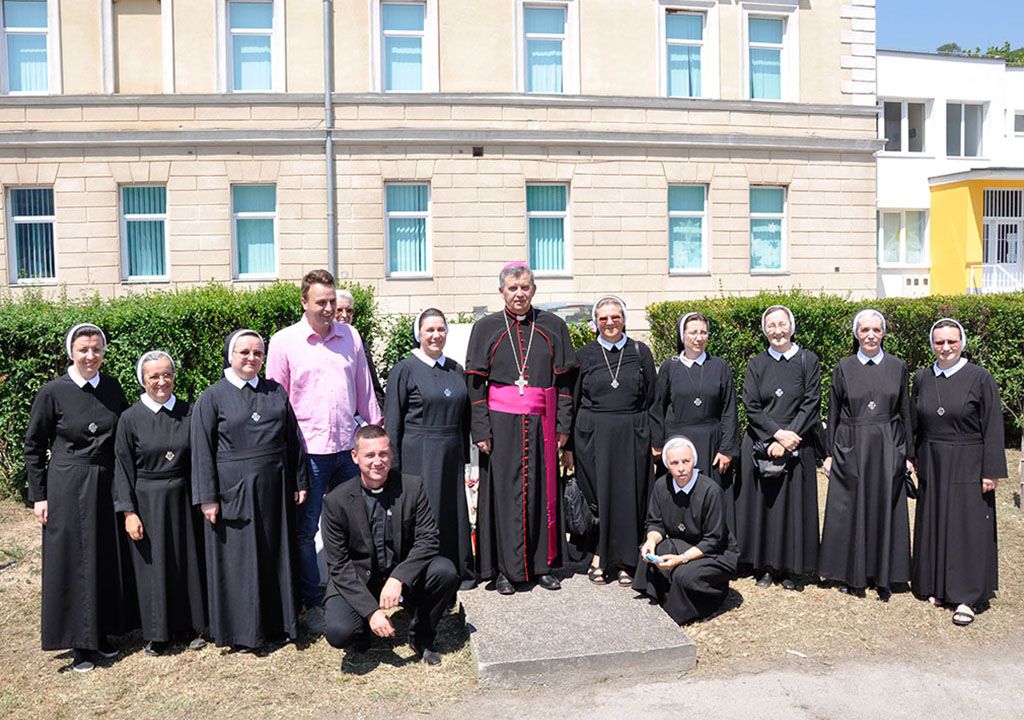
[323,0,337,278]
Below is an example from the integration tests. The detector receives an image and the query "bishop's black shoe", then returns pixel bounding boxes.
[494,573,516,595]
[536,574,561,591]
[409,640,442,667]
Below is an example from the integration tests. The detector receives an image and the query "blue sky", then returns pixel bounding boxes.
[877,0,1024,53]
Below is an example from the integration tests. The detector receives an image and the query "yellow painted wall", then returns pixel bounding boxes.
[579,0,657,96]
[114,0,162,94]
[286,1,323,92]
[799,0,846,104]
[60,0,101,93]
[930,179,1024,294]
[334,0,371,92]
[440,0,513,92]
[173,0,216,92]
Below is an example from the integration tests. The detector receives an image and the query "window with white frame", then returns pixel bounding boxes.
[518,1,578,94]
[946,102,983,157]
[1014,111,1024,135]
[226,0,278,92]
[879,210,927,266]
[121,186,168,279]
[232,184,276,277]
[748,17,783,100]
[527,184,568,274]
[385,183,430,276]
[665,10,702,98]
[8,187,55,282]
[742,2,798,102]
[881,100,926,153]
[1,0,51,94]
[375,1,438,92]
[749,186,785,272]
[668,185,707,272]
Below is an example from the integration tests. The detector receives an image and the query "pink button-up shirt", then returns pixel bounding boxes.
[266,317,383,454]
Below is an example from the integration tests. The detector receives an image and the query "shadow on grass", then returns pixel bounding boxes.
[340,605,470,675]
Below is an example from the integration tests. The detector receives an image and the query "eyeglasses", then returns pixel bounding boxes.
[234,349,264,357]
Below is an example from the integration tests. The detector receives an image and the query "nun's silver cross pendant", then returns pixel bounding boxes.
[774,388,784,397]
[868,401,877,411]
[88,422,97,433]
[251,412,261,422]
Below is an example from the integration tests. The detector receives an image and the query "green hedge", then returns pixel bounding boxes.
[0,282,379,499]
[646,290,1024,436]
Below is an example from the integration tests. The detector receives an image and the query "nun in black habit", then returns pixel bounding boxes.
[634,436,739,624]
[818,310,913,600]
[651,312,740,531]
[571,295,657,586]
[114,350,207,654]
[191,329,309,650]
[735,305,821,590]
[25,323,136,673]
[911,319,1006,626]
[384,308,474,588]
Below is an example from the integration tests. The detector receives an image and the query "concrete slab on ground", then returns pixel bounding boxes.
[459,571,696,688]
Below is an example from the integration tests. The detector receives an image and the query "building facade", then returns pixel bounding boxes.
[0,0,880,322]
[876,50,1024,297]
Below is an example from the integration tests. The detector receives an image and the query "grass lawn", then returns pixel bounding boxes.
[1,454,1021,719]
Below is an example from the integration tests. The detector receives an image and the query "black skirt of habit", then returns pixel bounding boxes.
[191,377,304,648]
[24,373,139,651]
[818,354,912,590]
[911,362,1006,607]
[114,399,207,641]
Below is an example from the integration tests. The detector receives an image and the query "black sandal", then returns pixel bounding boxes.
[587,566,606,584]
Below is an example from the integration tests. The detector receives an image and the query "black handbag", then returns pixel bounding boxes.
[904,468,918,499]
[562,473,598,535]
[751,440,797,480]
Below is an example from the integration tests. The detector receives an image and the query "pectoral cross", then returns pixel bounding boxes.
[515,374,528,395]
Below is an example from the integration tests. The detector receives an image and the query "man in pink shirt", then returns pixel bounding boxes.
[267,269,383,634]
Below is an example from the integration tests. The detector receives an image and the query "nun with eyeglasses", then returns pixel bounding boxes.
[634,436,739,625]
[911,319,1006,627]
[571,295,657,586]
[191,329,309,652]
[734,305,821,591]
[818,310,913,602]
[384,308,474,589]
[24,323,136,673]
[114,350,207,656]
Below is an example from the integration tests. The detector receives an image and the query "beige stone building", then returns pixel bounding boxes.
[0,0,879,324]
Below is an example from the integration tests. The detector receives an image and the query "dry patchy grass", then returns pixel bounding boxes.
[1,453,1021,716]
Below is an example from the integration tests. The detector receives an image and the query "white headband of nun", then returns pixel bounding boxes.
[591,295,627,328]
[228,329,263,358]
[761,305,796,338]
[852,308,887,339]
[413,308,448,343]
[136,350,176,387]
[662,435,699,471]
[65,323,106,360]
[929,318,967,352]
[678,312,707,342]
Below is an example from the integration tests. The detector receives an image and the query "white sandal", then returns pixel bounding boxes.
[952,604,975,626]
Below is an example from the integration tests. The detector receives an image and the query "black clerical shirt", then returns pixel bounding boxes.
[362,485,396,574]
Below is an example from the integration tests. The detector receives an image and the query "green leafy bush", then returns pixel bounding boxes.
[646,290,1024,437]
[0,281,378,499]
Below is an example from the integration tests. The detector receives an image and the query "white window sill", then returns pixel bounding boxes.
[877,263,930,270]
[946,155,989,161]
[123,276,170,284]
[749,269,788,275]
[669,269,710,276]
[386,273,433,280]
[10,278,58,286]
[532,271,572,279]
[877,152,934,159]
[235,274,278,282]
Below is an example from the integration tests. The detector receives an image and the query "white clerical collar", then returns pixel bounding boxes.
[506,307,534,322]
[224,368,259,389]
[857,348,884,365]
[933,357,968,377]
[363,483,385,495]
[68,366,100,388]
[768,343,800,361]
[679,351,707,367]
[140,393,177,413]
[412,348,447,367]
[597,334,628,351]
[672,470,699,495]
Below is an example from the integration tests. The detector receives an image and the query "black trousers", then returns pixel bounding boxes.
[324,556,458,649]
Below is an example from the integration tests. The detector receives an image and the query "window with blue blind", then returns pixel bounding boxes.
[233,185,276,277]
[748,17,782,100]
[527,184,568,273]
[229,1,273,92]
[524,5,565,93]
[666,11,702,98]
[9,187,54,281]
[385,183,429,276]
[749,187,785,272]
[122,186,167,279]
[668,185,706,272]
[3,0,48,93]
[382,2,424,92]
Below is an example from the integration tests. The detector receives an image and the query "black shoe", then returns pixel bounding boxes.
[188,637,207,651]
[755,572,773,588]
[71,650,95,673]
[233,644,263,654]
[780,577,799,591]
[409,640,442,667]
[95,639,119,659]
[143,641,167,656]
[876,587,892,603]
[494,573,515,595]
[536,574,561,591]
[839,585,866,598]
[459,578,479,591]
